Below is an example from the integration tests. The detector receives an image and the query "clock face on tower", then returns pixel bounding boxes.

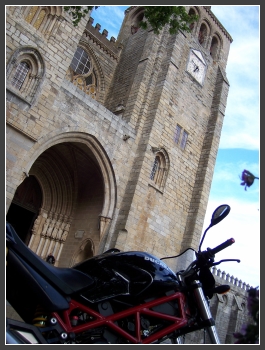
[187,49,207,85]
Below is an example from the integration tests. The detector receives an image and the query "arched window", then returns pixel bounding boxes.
[11,61,30,90]
[188,8,196,31]
[149,148,170,191]
[67,47,98,99]
[198,23,207,46]
[130,8,144,34]
[150,156,160,181]
[210,36,219,59]
[70,47,91,75]
[6,46,45,107]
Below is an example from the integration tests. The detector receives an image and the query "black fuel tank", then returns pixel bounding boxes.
[73,251,180,303]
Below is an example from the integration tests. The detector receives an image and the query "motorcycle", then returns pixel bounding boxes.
[6,204,240,344]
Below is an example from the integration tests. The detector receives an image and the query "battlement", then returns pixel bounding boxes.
[84,17,121,60]
[211,266,255,293]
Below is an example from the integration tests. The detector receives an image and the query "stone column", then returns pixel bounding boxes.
[56,221,70,264]
[36,214,51,255]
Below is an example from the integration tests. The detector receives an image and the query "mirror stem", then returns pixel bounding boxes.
[198,226,211,252]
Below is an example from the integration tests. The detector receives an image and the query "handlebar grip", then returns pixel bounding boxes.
[210,238,235,256]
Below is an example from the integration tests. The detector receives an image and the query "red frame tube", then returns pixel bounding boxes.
[52,292,188,344]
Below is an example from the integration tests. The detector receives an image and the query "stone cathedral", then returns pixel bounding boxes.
[6,6,232,272]
[6,6,254,344]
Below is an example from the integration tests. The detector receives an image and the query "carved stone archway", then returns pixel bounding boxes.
[8,132,117,267]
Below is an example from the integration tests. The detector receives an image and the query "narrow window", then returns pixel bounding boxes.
[11,62,30,90]
[33,9,46,30]
[131,11,144,34]
[188,8,196,31]
[210,36,219,59]
[150,157,159,181]
[174,125,182,144]
[25,6,38,24]
[180,130,188,149]
[149,148,169,191]
[198,23,207,46]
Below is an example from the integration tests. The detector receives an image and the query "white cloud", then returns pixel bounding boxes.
[219,130,260,150]
[211,6,260,151]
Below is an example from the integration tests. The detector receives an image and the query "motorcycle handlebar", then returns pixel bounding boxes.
[210,238,235,256]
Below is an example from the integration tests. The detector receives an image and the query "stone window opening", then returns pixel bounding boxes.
[188,8,197,32]
[149,148,170,191]
[210,35,220,60]
[174,124,182,144]
[130,9,144,34]
[198,23,207,46]
[6,46,45,107]
[67,47,98,99]
[174,124,188,150]
[70,47,91,75]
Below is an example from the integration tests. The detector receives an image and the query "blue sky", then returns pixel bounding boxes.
[90,6,260,288]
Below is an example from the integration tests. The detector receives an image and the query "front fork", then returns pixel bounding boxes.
[192,280,220,344]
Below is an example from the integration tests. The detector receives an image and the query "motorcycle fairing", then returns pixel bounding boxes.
[74,251,180,302]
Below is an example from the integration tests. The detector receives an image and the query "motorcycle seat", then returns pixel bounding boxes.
[6,222,95,295]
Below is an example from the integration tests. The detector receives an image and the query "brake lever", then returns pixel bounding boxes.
[211,259,241,266]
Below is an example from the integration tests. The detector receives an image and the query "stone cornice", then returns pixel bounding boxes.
[204,6,233,43]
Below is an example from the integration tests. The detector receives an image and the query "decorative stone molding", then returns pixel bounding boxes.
[98,215,112,240]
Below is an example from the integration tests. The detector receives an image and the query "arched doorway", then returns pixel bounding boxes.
[7,136,117,267]
[70,239,94,267]
[6,175,42,245]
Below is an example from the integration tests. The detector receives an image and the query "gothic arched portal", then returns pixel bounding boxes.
[7,134,117,267]
[6,175,42,246]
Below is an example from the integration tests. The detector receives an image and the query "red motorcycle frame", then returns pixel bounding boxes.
[53,292,188,344]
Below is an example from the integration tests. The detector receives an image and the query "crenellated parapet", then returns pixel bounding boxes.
[211,266,255,292]
[84,17,122,61]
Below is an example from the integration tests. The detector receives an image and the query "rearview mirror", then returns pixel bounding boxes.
[211,204,230,227]
[198,204,231,252]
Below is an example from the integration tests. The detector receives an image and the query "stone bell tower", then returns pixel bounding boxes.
[103,6,232,268]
